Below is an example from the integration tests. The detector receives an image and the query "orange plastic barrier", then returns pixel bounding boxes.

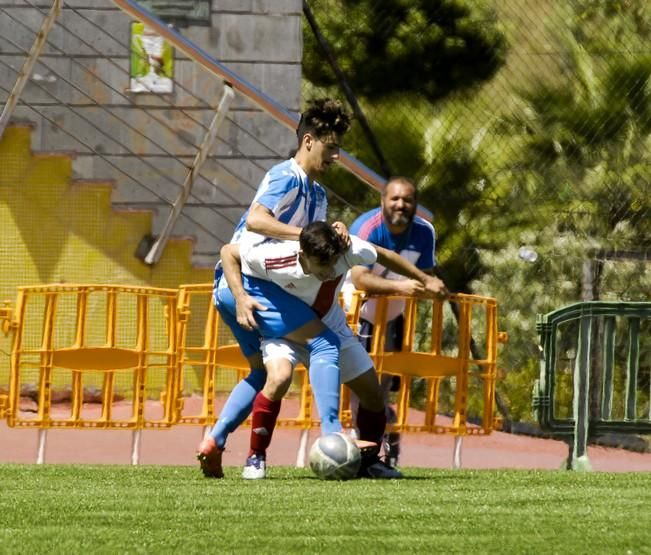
[174,284,318,431]
[174,286,502,437]
[0,284,503,453]
[361,293,502,436]
[2,284,178,430]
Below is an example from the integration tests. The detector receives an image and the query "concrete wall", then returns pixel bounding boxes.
[0,0,303,267]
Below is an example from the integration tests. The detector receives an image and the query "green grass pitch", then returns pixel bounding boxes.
[1,465,650,553]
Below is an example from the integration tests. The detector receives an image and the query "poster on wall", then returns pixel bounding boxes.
[129,22,174,93]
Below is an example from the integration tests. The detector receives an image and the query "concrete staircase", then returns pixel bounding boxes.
[0,0,303,267]
[0,124,213,310]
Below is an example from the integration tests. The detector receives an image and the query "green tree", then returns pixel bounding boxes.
[304,0,507,103]
[469,15,651,421]
[304,1,508,292]
[306,1,650,423]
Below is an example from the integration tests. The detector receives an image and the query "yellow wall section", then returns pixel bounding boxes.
[0,126,214,375]
[0,126,213,296]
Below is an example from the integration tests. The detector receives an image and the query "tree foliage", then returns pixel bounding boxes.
[472,40,651,257]
[304,0,507,103]
[304,1,651,422]
[469,13,651,421]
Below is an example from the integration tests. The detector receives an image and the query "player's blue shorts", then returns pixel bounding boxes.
[213,273,319,358]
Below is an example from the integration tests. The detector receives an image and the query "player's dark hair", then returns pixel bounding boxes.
[383,176,419,203]
[296,98,352,147]
[299,221,347,265]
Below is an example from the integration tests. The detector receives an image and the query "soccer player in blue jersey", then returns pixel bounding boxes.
[197,99,353,478]
[346,176,448,466]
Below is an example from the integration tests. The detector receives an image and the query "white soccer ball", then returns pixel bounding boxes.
[308,432,361,480]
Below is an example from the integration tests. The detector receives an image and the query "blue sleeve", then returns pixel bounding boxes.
[349,212,384,244]
[349,216,364,236]
[350,215,383,268]
[415,227,435,269]
[254,172,300,214]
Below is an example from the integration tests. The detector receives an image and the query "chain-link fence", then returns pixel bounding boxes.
[1,0,648,425]
[303,0,651,420]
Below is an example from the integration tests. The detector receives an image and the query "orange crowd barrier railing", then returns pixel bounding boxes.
[174,284,324,465]
[364,293,501,432]
[1,283,504,467]
[1,284,178,463]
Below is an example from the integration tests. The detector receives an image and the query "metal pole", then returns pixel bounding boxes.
[452,436,463,469]
[0,0,62,138]
[36,428,48,464]
[144,85,235,265]
[296,429,310,468]
[131,429,142,465]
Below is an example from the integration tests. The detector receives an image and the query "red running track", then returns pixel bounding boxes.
[2,398,650,472]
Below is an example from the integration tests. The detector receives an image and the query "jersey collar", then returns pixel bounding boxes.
[290,157,313,188]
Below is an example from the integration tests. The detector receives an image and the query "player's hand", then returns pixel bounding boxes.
[421,275,449,300]
[235,294,267,331]
[396,279,427,297]
[331,221,351,248]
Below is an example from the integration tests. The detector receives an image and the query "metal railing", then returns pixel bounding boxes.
[534,301,651,470]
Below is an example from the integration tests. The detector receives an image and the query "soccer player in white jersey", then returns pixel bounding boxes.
[220,221,445,479]
[197,99,352,479]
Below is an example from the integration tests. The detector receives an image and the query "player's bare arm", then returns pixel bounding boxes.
[220,243,267,330]
[246,203,302,240]
[351,265,425,297]
[245,204,351,247]
[351,247,449,299]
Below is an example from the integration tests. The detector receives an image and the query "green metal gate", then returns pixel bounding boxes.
[533,302,651,470]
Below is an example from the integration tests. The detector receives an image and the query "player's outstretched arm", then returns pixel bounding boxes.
[220,243,267,330]
[352,246,448,300]
[350,264,418,296]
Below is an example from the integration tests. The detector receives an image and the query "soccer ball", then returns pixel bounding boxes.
[308,432,361,480]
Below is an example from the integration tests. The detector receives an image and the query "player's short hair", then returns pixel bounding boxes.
[299,221,347,265]
[383,176,418,203]
[296,98,352,147]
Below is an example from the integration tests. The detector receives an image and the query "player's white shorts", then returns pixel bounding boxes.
[261,334,373,384]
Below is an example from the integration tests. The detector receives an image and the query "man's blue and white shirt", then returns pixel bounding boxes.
[349,207,436,272]
[215,157,328,286]
[344,207,437,323]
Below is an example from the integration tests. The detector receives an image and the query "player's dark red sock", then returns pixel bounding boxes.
[248,392,281,458]
[357,405,386,449]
